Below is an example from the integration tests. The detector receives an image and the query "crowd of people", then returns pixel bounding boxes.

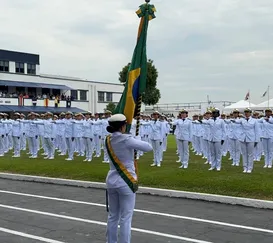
[0,107,272,174]
[0,91,74,101]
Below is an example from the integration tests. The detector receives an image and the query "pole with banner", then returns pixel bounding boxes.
[114,0,156,184]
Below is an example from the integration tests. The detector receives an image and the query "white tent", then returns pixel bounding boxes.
[223,100,256,113]
[255,99,273,110]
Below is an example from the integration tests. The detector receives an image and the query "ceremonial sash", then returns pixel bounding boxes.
[105,135,138,193]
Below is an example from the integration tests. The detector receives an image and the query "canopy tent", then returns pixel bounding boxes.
[223,100,256,113]
[0,80,75,90]
[255,99,273,110]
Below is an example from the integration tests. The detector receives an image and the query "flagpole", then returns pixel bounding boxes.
[267,85,270,109]
[134,0,152,177]
[248,89,250,108]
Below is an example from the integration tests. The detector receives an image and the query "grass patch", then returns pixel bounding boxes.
[1,136,272,200]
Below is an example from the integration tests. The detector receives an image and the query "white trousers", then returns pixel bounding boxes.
[209,141,222,169]
[240,142,254,171]
[12,136,20,156]
[20,134,26,150]
[150,139,161,165]
[84,137,94,160]
[177,140,189,166]
[65,137,74,159]
[0,135,4,155]
[230,139,241,165]
[103,137,110,162]
[94,135,101,156]
[195,136,202,154]
[262,138,273,167]
[107,186,135,243]
[44,138,55,158]
[28,137,38,156]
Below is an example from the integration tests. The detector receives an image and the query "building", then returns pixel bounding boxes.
[0,49,123,114]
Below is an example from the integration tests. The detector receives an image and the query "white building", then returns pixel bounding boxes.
[0,49,123,114]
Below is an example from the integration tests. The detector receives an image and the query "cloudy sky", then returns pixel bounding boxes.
[1,0,273,105]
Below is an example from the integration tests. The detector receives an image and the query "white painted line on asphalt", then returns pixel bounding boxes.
[0,226,65,243]
[1,172,273,210]
[0,203,212,243]
[1,189,273,235]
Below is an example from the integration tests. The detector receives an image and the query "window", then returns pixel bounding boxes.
[27,64,36,75]
[98,91,105,102]
[0,61,9,72]
[79,90,87,101]
[106,92,113,102]
[71,90,78,100]
[15,62,24,73]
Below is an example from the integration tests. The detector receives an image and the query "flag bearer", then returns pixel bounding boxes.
[105,114,152,243]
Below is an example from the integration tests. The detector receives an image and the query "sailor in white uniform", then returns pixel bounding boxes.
[172,110,192,168]
[203,108,226,171]
[233,108,260,173]
[147,111,163,167]
[259,109,273,168]
[105,114,152,243]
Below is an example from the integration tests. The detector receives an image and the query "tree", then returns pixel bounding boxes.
[118,59,161,106]
[105,102,116,113]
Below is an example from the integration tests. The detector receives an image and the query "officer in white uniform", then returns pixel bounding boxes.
[259,109,273,168]
[225,109,242,166]
[20,113,27,151]
[172,109,192,169]
[234,108,260,173]
[105,114,152,243]
[147,111,163,167]
[203,108,226,171]
[93,113,103,157]
[102,110,112,163]
[34,112,56,159]
[82,112,94,162]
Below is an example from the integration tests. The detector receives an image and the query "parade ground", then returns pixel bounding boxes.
[1,136,273,201]
[0,178,272,242]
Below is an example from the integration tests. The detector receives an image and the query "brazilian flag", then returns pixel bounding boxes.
[115,2,156,132]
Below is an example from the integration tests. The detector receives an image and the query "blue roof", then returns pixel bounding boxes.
[0,105,86,113]
[0,80,75,90]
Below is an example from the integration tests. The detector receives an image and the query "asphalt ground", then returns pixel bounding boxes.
[0,179,272,243]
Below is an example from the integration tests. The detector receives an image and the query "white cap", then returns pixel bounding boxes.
[108,114,126,122]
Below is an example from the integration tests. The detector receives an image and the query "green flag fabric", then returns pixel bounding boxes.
[115,3,156,132]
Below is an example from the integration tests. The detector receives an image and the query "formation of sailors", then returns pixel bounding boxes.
[1,107,273,174]
[0,111,112,162]
[174,108,273,173]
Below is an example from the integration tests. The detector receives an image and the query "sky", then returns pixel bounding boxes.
[1,0,273,105]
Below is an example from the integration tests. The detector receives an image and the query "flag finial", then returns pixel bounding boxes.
[136,0,156,19]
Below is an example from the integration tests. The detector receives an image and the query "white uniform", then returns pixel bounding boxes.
[106,132,152,243]
[204,117,226,171]
[235,117,260,173]
[147,120,163,167]
[172,118,192,168]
